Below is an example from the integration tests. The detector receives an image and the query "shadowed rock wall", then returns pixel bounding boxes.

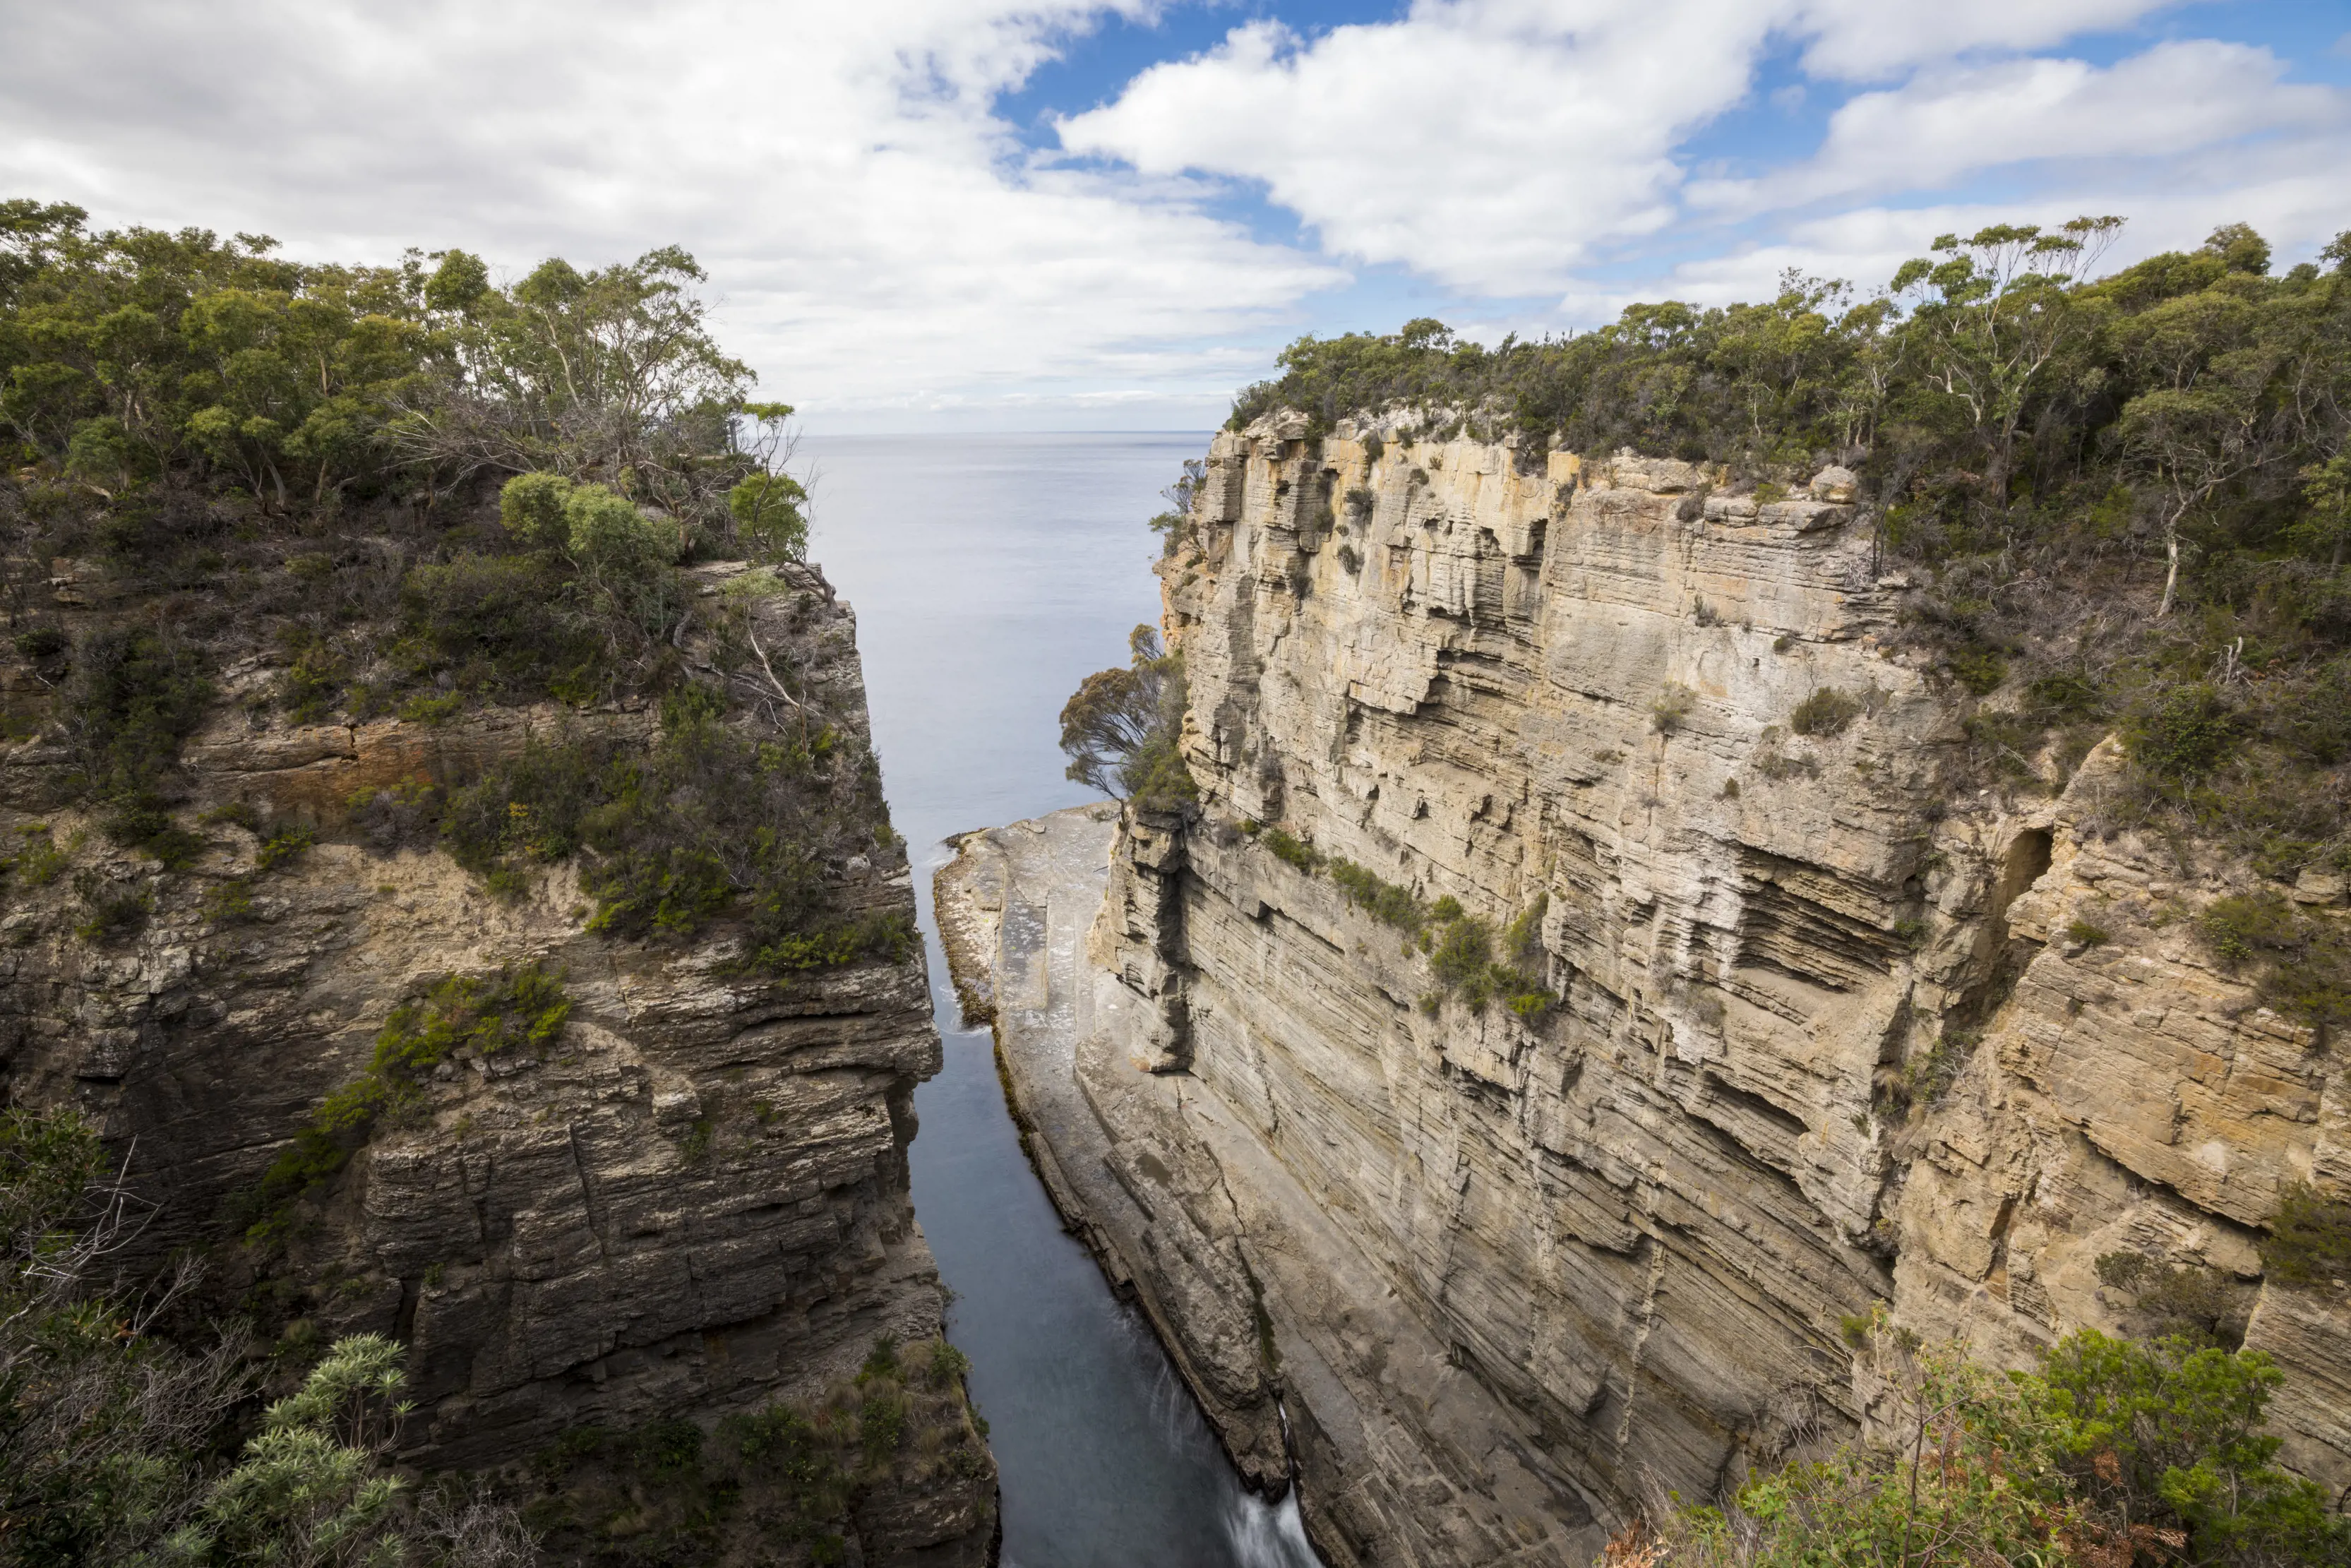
[1,561,995,1564]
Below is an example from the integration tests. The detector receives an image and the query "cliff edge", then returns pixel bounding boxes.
[2,557,997,1566]
[943,417,2350,1568]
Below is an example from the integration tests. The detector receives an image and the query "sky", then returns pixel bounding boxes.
[2,1,2348,432]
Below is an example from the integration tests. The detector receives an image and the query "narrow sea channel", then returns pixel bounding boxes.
[802,434,1320,1568]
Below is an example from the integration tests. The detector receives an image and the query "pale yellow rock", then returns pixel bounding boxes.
[954,417,2350,1567]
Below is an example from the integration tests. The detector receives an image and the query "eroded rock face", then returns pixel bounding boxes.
[969,419,2347,1567]
[0,563,995,1564]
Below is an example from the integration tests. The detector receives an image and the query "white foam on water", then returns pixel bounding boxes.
[1224,1485,1321,1567]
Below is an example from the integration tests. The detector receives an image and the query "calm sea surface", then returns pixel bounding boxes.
[799,434,1319,1568]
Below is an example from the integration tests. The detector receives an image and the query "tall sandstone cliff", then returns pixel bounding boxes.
[979,417,2348,1566]
[0,560,995,1565]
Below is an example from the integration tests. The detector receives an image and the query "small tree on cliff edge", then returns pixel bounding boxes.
[1058,625,1192,808]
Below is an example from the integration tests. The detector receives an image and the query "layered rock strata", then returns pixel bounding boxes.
[1,561,995,1565]
[943,419,2351,1567]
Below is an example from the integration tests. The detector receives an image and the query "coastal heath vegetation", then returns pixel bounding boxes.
[1615,1308,2347,1568]
[1226,217,2351,1010]
[0,196,898,977]
[0,1102,541,1564]
[0,198,927,1561]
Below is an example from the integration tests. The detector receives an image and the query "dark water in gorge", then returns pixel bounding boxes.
[801,434,1320,1568]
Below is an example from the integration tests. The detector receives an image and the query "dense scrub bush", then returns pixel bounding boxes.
[1236,818,1558,1018]
[2127,684,2245,781]
[2094,1251,2251,1349]
[0,201,816,782]
[1260,826,1317,871]
[1790,686,1864,737]
[394,552,599,700]
[1627,1312,2349,1568]
[2260,1183,2351,1288]
[1651,681,1697,734]
[728,469,810,561]
[2195,892,2351,1027]
[1,1105,539,1564]
[438,696,907,974]
[1327,856,1429,933]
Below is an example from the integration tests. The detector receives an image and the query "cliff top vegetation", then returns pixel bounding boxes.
[0,198,901,975]
[1620,1307,2349,1568]
[1226,218,2351,947]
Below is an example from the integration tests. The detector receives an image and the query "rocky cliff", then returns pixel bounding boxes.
[941,417,2351,1567]
[1,558,995,1565]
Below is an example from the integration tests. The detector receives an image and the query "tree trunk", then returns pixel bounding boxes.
[2157,523,2182,618]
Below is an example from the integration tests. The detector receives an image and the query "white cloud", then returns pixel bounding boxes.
[1058,0,2343,304]
[0,0,1339,424]
[1694,40,2343,215]
[1057,1,1769,294]
[2,0,2343,424]
[1783,0,2184,80]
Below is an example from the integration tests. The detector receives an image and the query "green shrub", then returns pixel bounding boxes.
[1790,686,1864,737]
[346,775,445,853]
[1502,892,1548,968]
[102,799,204,870]
[73,879,152,943]
[397,691,465,725]
[2194,893,2351,1027]
[1430,917,1493,991]
[2261,1183,2351,1288]
[1059,627,1191,806]
[1401,895,1556,1018]
[1634,1319,2350,1568]
[497,469,574,546]
[253,823,315,874]
[13,626,69,660]
[2127,683,2242,780]
[202,877,257,926]
[1262,827,1318,871]
[276,631,346,724]
[241,964,570,1238]
[728,472,810,561]
[439,707,903,976]
[2201,891,2301,965]
[1327,858,1428,931]
[2066,918,2111,946]
[2094,1251,2250,1348]
[441,734,605,880]
[8,825,68,886]
[0,1102,534,1564]
[1507,990,1553,1019]
[525,1331,983,1565]
[1125,728,1198,811]
[563,483,683,578]
[1947,643,2009,695]
[2021,1330,2345,1566]
[1899,1029,1975,1111]
[1651,681,1696,733]
[2026,671,2102,717]
[66,628,213,801]
[396,553,594,699]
